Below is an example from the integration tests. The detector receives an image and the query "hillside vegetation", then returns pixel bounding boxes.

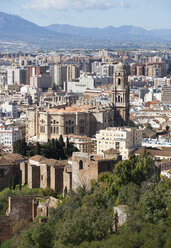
[2,152,171,248]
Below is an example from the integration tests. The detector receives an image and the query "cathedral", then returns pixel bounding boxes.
[26,62,130,143]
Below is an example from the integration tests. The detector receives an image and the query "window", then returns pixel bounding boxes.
[40,126,45,133]
[118,96,120,102]
[80,126,84,134]
[79,119,84,124]
[79,160,83,170]
[118,78,121,85]
[116,142,120,150]
[41,175,43,180]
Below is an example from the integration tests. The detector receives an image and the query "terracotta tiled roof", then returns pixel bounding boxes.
[0,157,12,166]
[104,148,120,154]
[30,155,67,167]
[47,105,97,113]
[92,155,104,161]
[142,129,156,138]
[48,159,67,167]
[4,153,25,162]
[30,155,48,163]
[135,147,171,157]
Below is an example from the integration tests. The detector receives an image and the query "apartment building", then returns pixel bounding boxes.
[0,125,22,149]
[96,127,142,160]
[0,101,18,118]
[7,67,27,85]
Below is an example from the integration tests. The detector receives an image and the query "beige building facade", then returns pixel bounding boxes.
[63,134,93,153]
[26,105,116,142]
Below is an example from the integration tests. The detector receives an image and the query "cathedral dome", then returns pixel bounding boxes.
[115,62,127,72]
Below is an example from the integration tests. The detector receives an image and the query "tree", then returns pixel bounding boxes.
[113,152,160,191]
[59,135,65,160]
[64,137,79,158]
[34,142,41,155]
[137,181,171,224]
[13,139,28,156]
[16,223,53,248]
[55,206,113,247]
[59,135,65,148]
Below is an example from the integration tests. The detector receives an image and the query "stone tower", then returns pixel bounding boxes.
[112,62,129,125]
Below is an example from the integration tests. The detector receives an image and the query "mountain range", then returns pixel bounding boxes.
[0,12,171,50]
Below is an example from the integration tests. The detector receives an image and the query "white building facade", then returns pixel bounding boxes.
[0,126,22,150]
[0,101,18,118]
[96,127,142,160]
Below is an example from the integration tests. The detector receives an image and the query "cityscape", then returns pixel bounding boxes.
[0,1,171,247]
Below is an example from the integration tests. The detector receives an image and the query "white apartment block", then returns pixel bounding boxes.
[50,64,67,87]
[7,67,27,85]
[20,85,42,104]
[96,127,142,160]
[0,126,22,149]
[67,76,95,93]
[0,101,18,118]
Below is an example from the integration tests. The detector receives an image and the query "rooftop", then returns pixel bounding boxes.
[29,155,67,167]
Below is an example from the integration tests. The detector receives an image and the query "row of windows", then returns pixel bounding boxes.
[51,120,59,124]
[51,127,59,134]
[40,126,85,134]
[116,96,124,103]
[66,120,74,125]
[66,120,85,125]
[66,127,74,134]
[50,119,85,125]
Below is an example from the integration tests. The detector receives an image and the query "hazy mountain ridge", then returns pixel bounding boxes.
[0,12,73,42]
[46,23,171,41]
[0,12,171,50]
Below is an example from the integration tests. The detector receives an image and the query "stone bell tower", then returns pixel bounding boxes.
[112,62,130,125]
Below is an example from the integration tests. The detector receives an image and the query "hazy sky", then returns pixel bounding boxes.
[0,0,171,29]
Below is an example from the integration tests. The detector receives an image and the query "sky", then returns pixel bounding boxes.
[0,0,171,29]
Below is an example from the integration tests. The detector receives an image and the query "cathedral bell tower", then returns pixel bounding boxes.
[112,62,130,125]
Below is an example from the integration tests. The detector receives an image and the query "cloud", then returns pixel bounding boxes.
[120,0,135,8]
[23,0,136,11]
[23,0,116,10]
